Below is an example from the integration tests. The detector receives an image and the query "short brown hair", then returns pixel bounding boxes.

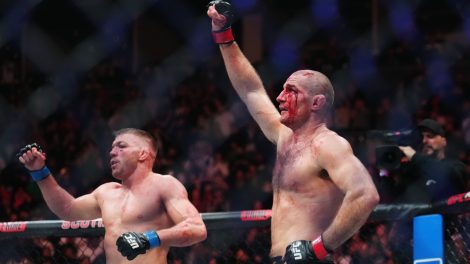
[113,128,158,156]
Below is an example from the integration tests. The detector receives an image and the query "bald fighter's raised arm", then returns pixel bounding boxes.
[208,1,282,144]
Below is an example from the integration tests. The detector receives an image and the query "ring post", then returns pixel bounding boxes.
[413,214,444,264]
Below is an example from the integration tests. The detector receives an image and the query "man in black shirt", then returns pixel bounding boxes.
[398,118,467,203]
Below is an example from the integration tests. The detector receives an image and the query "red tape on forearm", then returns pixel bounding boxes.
[212,27,234,44]
[312,236,329,260]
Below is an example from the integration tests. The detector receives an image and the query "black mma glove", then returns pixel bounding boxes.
[116,230,160,260]
[16,143,43,159]
[16,143,50,182]
[283,236,331,264]
[208,0,235,44]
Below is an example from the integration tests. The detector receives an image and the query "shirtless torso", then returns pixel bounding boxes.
[96,174,175,263]
[270,127,344,256]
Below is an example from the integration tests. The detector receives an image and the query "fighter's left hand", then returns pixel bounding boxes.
[116,232,150,260]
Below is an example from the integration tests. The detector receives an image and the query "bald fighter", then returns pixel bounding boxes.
[207,1,380,263]
[17,128,207,263]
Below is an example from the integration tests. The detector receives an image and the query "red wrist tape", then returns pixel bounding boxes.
[312,236,329,260]
[212,27,234,44]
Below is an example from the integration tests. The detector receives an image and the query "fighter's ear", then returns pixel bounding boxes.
[311,94,326,111]
[138,149,150,161]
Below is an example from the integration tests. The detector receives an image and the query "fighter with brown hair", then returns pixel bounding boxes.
[17,128,207,263]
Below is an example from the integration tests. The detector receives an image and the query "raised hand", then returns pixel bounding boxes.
[207,0,234,31]
[17,143,50,181]
[207,0,235,44]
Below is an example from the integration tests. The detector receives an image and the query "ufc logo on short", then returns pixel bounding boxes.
[291,241,303,260]
[124,234,139,249]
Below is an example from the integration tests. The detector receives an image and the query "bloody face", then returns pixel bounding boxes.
[276,71,315,127]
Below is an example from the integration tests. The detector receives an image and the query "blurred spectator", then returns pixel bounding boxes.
[206,152,230,180]
[396,118,467,203]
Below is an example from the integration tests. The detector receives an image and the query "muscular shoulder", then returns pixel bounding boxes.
[93,182,122,193]
[90,182,122,200]
[313,130,353,162]
[155,174,188,198]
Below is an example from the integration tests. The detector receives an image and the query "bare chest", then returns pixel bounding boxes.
[99,186,164,226]
[273,140,322,191]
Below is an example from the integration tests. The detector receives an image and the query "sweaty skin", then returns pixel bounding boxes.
[19,133,206,263]
[94,174,186,263]
[208,5,379,258]
[271,75,373,254]
[271,124,349,255]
